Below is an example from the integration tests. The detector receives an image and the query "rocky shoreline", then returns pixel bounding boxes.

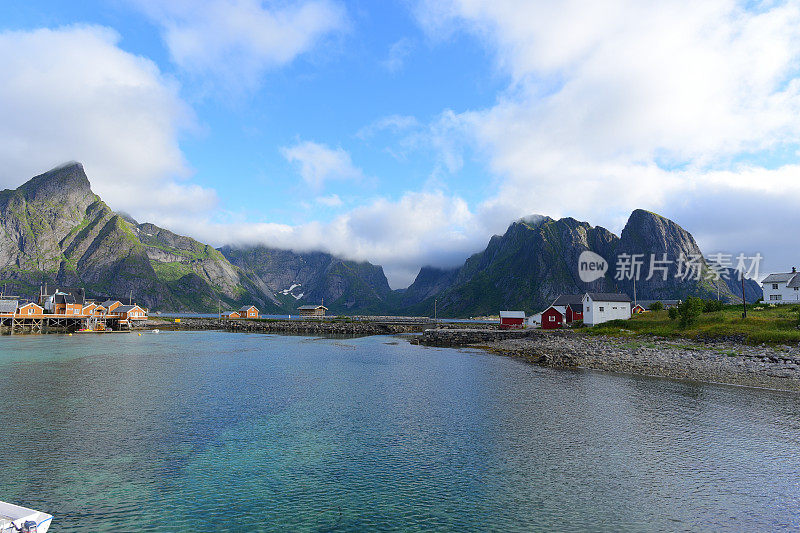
[143,317,427,335]
[421,328,800,391]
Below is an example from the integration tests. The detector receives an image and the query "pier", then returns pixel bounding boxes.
[0,314,138,334]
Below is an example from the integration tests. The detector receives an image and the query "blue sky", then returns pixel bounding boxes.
[2,1,800,286]
[2,0,500,222]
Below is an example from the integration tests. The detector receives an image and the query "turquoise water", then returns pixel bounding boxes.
[1,332,799,531]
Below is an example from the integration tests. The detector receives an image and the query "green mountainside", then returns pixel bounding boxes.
[0,164,394,313]
[0,164,763,315]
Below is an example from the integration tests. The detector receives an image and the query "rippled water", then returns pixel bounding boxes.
[1,332,799,531]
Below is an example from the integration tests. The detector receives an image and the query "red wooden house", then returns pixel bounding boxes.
[541,306,564,329]
[499,311,525,329]
[552,295,584,324]
[565,303,583,323]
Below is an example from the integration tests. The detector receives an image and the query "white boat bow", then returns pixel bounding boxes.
[0,501,52,533]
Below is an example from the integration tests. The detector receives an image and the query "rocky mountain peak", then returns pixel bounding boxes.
[18,162,93,203]
[619,209,700,255]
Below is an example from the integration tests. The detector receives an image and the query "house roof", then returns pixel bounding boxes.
[53,293,76,305]
[763,272,796,284]
[543,306,563,317]
[0,300,18,313]
[43,288,85,305]
[552,294,584,307]
[222,310,239,316]
[566,303,583,313]
[114,305,141,313]
[67,289,85,305]
[585,293,632,303]
[238,305,257,312]
[297,305,327,310]
[500,310,525,319]
[19,302,42,309]
[101,299,121,308]
[787,274,800,288]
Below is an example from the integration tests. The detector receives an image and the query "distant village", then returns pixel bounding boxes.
[0,287,149,333]
[498,267,800,330]
[1,266,796,335]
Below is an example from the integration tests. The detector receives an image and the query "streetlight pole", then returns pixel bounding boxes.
[741,274,747,319]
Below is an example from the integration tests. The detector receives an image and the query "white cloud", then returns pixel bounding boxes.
[357,114,420,139]
[381,37,414,73]
[409,0,800,268]
[281,140,363,191]
[133,0,347,90]
[165,190,487,287]
[314,194,343,207]
[0,25,215,219]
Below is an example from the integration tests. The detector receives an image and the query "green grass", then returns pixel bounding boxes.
[151,261,194,282]
[585,304,800,344]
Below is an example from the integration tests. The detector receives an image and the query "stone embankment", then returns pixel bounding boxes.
[420,327,535,346]
[144,317,425,335]
[421,328,800,391]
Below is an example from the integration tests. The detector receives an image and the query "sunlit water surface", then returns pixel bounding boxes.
[1,331,799,531]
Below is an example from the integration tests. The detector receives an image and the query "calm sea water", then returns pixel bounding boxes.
[1,332,799,532]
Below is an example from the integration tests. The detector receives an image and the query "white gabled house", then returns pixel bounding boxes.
[582,293,632,326]
[761,267,800,304]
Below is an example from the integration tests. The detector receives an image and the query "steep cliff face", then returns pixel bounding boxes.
[615,209,760,302]
[399,210,762,317]
[219,245,393,314]
[399,266,458,307]
[402,217,618,316]
[0,164,269,311]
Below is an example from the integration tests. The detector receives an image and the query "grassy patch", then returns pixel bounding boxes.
[584,305,800,344]
[151,260,194,282]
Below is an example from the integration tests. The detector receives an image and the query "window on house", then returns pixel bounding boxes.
[773,284,779,290]
[549,316,555,322]
[599,306,604,312]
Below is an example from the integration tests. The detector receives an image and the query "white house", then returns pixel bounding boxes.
[761,268,800,304]
[527,313,542,328]
[582,293,632,326]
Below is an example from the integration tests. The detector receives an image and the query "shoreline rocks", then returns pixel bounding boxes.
[143,317,425,335]
[420,328,800,392]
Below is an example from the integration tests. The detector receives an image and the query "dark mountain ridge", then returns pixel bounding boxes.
[0,163,763,315]
[397,210,762,317]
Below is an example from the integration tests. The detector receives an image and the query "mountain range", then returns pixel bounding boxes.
[0,163,761,315]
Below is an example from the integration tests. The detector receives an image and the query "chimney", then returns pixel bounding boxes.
[793,267,797,274]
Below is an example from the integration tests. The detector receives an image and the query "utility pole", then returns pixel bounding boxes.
[741,274,747,319]
[434,298,437,323]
